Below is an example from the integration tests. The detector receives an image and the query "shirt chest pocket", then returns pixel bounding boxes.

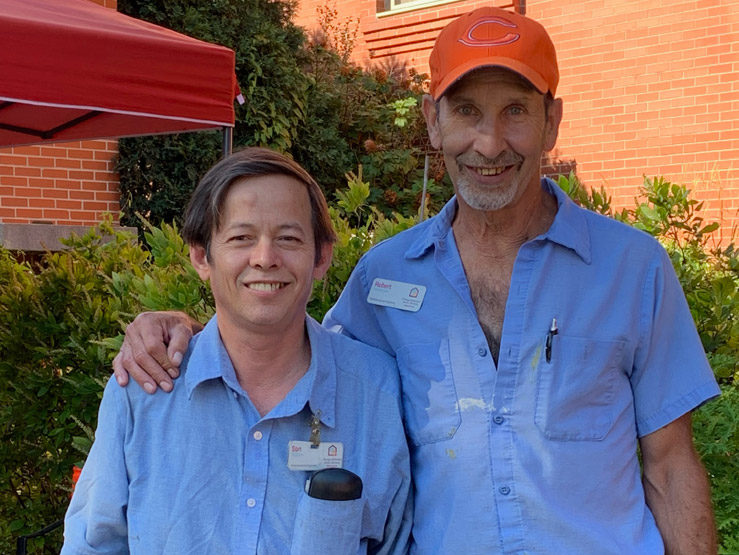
[396,341,461,446]
[534,336,626,441]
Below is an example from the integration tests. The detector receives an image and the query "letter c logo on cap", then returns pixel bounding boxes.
[459,16,520,47]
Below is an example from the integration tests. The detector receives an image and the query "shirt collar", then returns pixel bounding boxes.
[184,315,238,398]
[184,314,337,428]
[404,195,457,260]
[404,177,591,264]
[540,178,592,263]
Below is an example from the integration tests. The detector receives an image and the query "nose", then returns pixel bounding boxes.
[471,114,506,160]
[250,237,279,269]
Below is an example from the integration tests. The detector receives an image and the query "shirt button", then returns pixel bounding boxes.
[253,431,263,441]
[478,347,488,357]
[246,498,256,508]
[499,486,511,496]
[493,416,504,425]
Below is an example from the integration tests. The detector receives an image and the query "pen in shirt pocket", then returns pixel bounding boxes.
[545,318,558,363]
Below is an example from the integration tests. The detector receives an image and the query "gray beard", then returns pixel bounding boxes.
[456,176,518,211]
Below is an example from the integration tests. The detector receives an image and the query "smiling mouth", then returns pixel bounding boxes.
[475,166,506,176]
[247,282,285,292]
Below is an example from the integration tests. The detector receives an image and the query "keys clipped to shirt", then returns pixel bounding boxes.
[287,410,344,471]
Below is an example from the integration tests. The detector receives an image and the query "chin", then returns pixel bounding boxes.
[457,185,518,211]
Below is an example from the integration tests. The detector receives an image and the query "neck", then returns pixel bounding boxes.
[452,179,557,257]
[217,317,312,416]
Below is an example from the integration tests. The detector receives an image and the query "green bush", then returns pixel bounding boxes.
[693,386,739,554]
[0,219,211,552]
[295,42,451,217]
[0,219,144,551]
[2,176,737,551]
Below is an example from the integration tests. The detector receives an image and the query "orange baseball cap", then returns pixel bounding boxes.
[429,7,559,100]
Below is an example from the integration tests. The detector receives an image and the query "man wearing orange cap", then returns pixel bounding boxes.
[113,7,718,553]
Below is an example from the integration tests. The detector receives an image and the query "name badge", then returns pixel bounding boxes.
[287,441,344,471]
[367,278,426,312]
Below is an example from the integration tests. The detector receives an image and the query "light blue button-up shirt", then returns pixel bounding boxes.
[63,316,412,554]
[325,178,720,554]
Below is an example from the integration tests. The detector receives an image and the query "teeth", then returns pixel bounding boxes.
[477,167,504,176]
[247,282,282,291]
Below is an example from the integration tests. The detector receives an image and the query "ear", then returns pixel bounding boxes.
[543,97,563,152]
[189,243,211,281]
[422,94,443,150]
[312,242,334,281]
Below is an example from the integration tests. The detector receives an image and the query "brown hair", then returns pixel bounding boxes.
[181,147,336,264]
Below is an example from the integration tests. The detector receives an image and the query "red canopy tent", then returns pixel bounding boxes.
[0,0,238,148]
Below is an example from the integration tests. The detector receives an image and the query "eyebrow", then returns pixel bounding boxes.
[224,221,307,234]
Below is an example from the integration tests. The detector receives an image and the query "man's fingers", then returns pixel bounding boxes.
[114,311,197,393]
[112,352,130,387]
[165,324,191,377]
[130,344,174,392]
[117,338,173,394]
[137,332,175,370]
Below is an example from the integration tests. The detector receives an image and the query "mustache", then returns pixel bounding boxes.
[456,152,523,167]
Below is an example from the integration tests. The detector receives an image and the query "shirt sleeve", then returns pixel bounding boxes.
[368,470,413,555]
[323,256,392,355]
[61,377,130,554]
[367,368,413,555]
[631,243,721,437]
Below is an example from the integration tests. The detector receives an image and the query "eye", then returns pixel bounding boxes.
[229,234,253,243]
[506,105,526,116]
[453,104,478,117]
[277,235,302,245]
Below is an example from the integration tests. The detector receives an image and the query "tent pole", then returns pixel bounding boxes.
[222,127,233,156]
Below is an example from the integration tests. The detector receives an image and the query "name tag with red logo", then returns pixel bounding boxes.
[287,441,344,471]
[367,278,426,312]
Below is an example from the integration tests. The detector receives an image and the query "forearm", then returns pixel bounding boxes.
[642,415,717,554]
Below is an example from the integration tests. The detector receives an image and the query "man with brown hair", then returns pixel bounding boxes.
[64,148,412,554]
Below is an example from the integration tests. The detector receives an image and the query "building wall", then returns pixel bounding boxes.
[0,140,119,226]
[294,0,739,244]
[294,0,517,74]
[0,0,120,231]
[544,0,739,245]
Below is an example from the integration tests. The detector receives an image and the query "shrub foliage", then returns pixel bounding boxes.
[2,176,738,552]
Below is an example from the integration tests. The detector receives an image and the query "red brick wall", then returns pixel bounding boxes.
[538,0,739,245]
[0,141,119,225]
[294,0,739,243]
[0,0,120,228]
[295,1,517,73]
